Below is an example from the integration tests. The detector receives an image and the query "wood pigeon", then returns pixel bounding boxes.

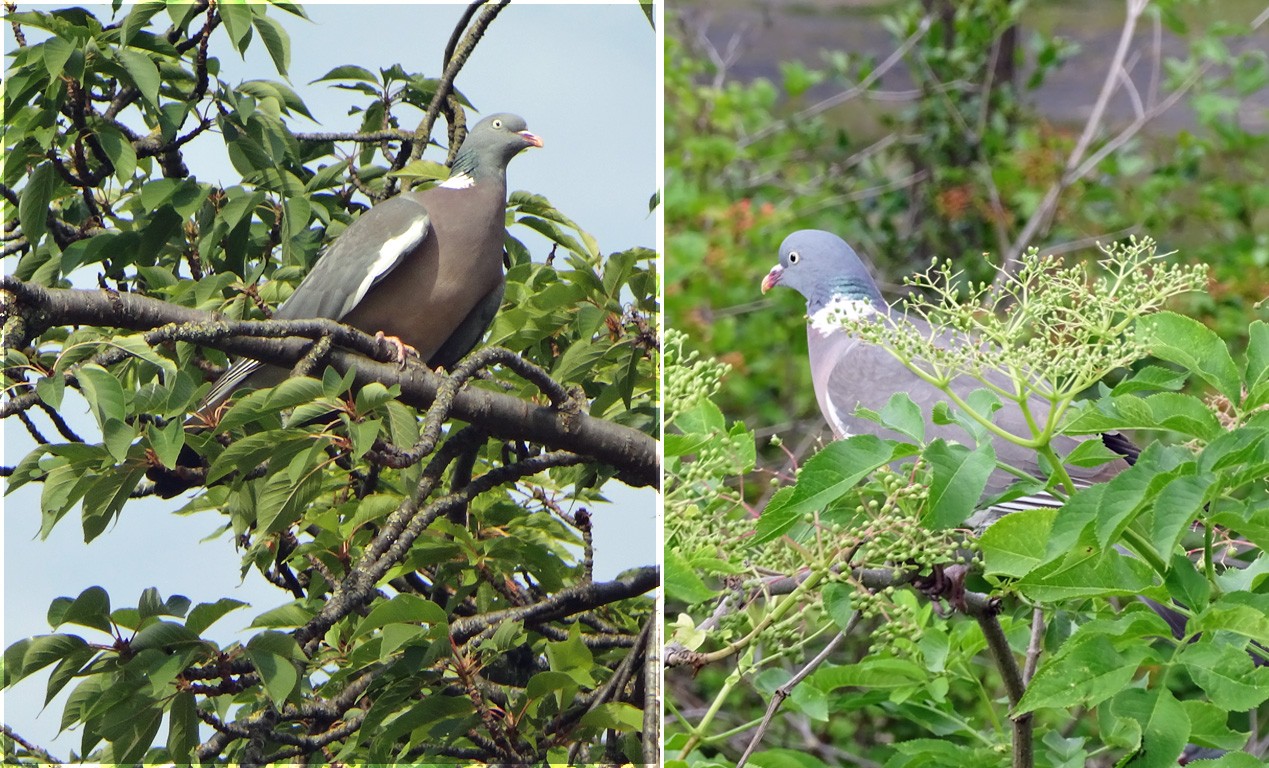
[198,112,543,418]
[761,229,1132,515]
[760,229,1268,722]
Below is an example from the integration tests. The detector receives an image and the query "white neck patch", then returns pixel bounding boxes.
[438,172,475,190]
[809,295,877,334]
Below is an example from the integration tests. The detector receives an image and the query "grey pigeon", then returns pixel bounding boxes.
[761,229,1130,513]
[761,229,1266,757]
[198,112,543,417]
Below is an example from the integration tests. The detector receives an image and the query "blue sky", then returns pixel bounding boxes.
[2,1,659,753]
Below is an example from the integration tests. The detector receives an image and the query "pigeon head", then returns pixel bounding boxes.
[761,229,884,312]
[448,113,543,182]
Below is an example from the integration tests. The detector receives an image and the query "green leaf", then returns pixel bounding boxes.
[249,601,316,629]
[81,467,146,543]
[1017,530,1155,602]
[754,435,898,544]
[1063,437,1123,468]
[312,64,378,83]
[116,48,161,107]
[101,417,136,463]
[41,36,75,78]
[923,439,995,528]
[105,704,164,765]
[545,624,596,687]
[980,507,1058,577]
[247,649,298,706]
[1110,364,1189,395]
[120,1,165,46]
[1182,699,1250,751]
[130,621,203,653]
[147,418,186,469]
[53,586,112,633]
[1178,637,1269,711]
[248,629,305,659]
[18,160,57,246]
[96,122,137,184]
[251,13,290,75]
[1245,320,1269,409]
[8,634,90,687]
[579,702,643,732]
[348,417,382,461]
[664,549,715,604]
[878,392,926,442]
[1108,688,1189,768]
[810,657,925,691]
[1018,634,1150,713]
[218,0,255,53]
[526,670,578,710]
[185,598,249,635]
[390,159,450,182]
[35,374,65,410]
[166,692,199,763]
[821,583,855,630]
[1148,473,1213,557]
[1140,311,1242,402]
[207,430,302,484]
[354,594,447,638]
[1191,599,1269,646]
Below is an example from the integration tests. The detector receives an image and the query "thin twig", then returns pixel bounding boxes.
[997,0,1149,277]
[1,725,63,764]
[740,14,934,148]
[736,614,862,768]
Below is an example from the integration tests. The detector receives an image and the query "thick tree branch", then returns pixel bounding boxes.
[0,277,658,487]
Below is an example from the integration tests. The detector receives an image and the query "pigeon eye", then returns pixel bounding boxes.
[788,252,800,264]
[492,119,503,129]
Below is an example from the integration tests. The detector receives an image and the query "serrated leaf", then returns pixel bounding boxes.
[185,598,248,635]
[250,601,316,629]
[117,48,161,107]
[924,439,995,528]
[1140,311,1242,402]
[96,123,137,184]
[55,587,112,633]
[41,36,74,78]
[121,1,165,46]
[354,594,447,638]
[664,549,714,604]
[18,160,57,246]
[251,13,290,75]
[312,64,378,84]
[755,435,900,544]
[579,702,643,732]
[980,507,1058,577]
[246,649,298,706]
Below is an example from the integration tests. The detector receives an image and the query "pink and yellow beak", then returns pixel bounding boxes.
[520,131,544,148]
[761,265,783,294]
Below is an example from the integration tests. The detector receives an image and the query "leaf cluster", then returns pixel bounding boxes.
[3,3,658,764]
[665,241,1269,767]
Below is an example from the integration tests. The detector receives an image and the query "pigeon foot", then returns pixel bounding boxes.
[374,332,417,368]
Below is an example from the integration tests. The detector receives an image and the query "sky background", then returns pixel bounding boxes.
[2,1,659,753]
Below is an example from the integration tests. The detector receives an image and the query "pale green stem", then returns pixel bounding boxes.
[901,361,1046,449]
[691,567,830,667]
[679,672,740,758]
[1120,527,1169,579]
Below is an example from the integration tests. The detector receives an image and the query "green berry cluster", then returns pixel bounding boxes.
[664,328,731,426]
[839,236,1208,442]
[853,586,923,651]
